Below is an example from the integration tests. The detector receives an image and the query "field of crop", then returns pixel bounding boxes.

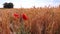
[0,7,60,34]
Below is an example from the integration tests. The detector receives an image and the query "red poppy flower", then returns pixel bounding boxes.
[13,13,19,19]
[22,13,28,20]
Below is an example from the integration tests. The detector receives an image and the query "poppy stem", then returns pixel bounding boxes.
[19,16,25,34]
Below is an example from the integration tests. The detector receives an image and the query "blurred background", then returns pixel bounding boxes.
[0,0,60,8]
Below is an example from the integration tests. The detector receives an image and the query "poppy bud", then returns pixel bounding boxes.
[22,13,28,20]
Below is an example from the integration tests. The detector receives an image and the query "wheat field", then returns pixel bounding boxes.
[0,7,60,34]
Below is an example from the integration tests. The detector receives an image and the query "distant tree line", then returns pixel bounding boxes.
[3,2,14,8]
